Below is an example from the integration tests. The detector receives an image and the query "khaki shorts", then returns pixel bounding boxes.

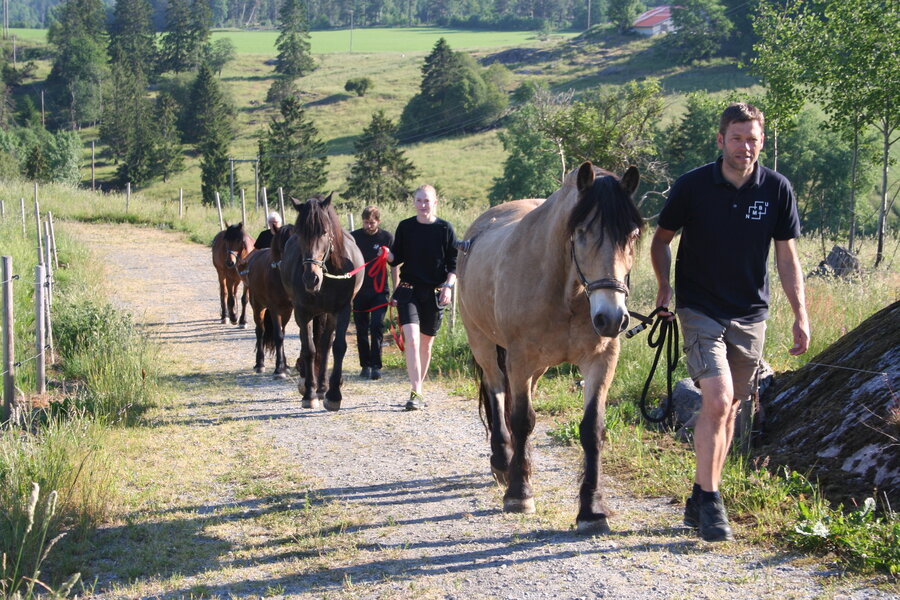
[677,307,766,401]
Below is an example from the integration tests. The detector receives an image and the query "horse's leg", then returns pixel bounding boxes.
[313,314,333,401]
[238,281,249,329]
[253,307,265,373]
[227,277,238,325]
[297,316,319,408]
[575,342,619,534]
[218,272,228,324]
[273,306,291,379]
[471,337,512,486]
[503,352,537,514]
[325,305,351,411]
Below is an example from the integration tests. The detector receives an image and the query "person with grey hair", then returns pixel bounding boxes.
[255,212,283,249]
[651,102,810,542]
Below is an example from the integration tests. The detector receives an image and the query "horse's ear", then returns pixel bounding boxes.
[290,196,302,209]
[224,219,230,228]
[577,162,595,193]
[620,166,640,196]
[322,192,333,208]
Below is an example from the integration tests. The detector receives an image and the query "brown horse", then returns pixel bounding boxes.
[280,193,364,410]
[243,225,294,377]
[211,222,254,327]
[457,162,643,533]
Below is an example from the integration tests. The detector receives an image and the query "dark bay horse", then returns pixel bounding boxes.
[280,193,363,410]
[457,162,643,533]
[243,225,294,377]
[211,222,254,327]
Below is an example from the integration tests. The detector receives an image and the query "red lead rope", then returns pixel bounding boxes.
[351,246,405,350]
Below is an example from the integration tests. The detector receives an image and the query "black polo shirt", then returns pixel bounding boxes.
[658,157,801,323]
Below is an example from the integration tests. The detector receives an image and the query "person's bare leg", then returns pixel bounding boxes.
[418,333,435,390]
[402,323,422,393]
[694,375,733,491]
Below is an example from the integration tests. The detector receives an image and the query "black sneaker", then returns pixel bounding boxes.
[698,497,733,542]
[370,368,381,380]
[684,496,699,528]
[404,391,426,411]
[360,367,371,379]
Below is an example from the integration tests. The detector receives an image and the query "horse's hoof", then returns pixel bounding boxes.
[238,323,247,329]
[316,392,326,400]
[324,399,340,412]
[273,372,287,380]
[490,466,509,486]
[220,318,227,324]
[302,398,321,409]
[503,497,536,514]
[254,366,263,374]
[576,517,611,535]
[230,320,238,326]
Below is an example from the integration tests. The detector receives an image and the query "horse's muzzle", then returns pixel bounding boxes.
[592,308,628,338]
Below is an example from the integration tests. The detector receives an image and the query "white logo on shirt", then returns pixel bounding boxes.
[746,201,768,220]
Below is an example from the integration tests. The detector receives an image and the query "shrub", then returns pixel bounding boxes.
[344,77,373,97]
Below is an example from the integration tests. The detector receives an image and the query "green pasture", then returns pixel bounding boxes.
[8,27,572,54]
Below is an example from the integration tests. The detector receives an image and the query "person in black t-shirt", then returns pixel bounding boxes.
[255,212,283,249]
[350,206,398,381]
[384,185,458,411]
[651,102,810,543]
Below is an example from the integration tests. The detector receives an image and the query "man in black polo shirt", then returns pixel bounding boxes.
[651,102,810,542]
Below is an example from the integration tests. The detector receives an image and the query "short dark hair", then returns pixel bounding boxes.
[362,205,380,221]
[719,102,764,135]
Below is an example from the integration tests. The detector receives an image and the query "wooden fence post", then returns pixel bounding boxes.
[126,182,131,213]
[241,189,247,225]
[1,200,5,219]
[261,187,269,226]
[43,220,54,361]
[278,187,286,224]
[19,198,25,236]
[215,192,224,230]
[34,264,45,394]
[2,256,14,421]
[348,213,354,231]
[33,196,43,266]
[179,189,184,219]
[47,211,58,270]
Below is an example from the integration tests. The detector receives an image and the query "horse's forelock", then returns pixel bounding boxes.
[297,196,345,270]
[567,174,644,250]
[223,223,244,243]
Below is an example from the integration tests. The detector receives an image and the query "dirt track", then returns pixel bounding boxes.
[67,222,893,600]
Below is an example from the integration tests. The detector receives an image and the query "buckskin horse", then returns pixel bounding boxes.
[211,222,254,327]
[243,225,294,377]
[280,193,364,410]
[457,162,643,533]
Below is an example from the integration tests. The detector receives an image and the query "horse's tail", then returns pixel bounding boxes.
[261,308,278,355]
[476,345,509,437]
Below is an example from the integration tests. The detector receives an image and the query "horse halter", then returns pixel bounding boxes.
[302,234,333,272]
[569,237,630,299]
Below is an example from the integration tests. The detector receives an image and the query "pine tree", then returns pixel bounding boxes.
[100,62,149,163]
[420,38,462,103]
[274,0,315,80]
[184,63,235,145]
[160,0,211,73]
[153,92,185,181]
[108,0,156,78]
[258,96,327,200]
[23,144,48,182]
[200,130,230,206]
[345,110,416,206]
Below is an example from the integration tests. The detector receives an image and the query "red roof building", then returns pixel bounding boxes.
[633,6,676,37]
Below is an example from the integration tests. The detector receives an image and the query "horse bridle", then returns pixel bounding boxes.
[302,234,333,272]
[569,237,630,299]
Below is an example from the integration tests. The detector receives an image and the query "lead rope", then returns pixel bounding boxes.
[626,307,680,424]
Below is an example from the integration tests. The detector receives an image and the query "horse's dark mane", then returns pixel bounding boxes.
[296,196,346,271]
[271,224,294,262]
[223,223,245,243]
[566,174,644,250]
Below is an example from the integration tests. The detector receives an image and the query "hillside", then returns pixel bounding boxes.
[62,27,760,209]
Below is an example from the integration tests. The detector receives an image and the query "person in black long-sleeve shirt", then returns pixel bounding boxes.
[350,206,398,381]
[384,185,458,410]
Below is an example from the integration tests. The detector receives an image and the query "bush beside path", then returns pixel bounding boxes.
[63,222,891,600]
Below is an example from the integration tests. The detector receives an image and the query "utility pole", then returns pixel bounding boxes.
[349,9,354,53]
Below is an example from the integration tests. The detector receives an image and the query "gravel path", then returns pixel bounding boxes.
[68,222,893,600]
